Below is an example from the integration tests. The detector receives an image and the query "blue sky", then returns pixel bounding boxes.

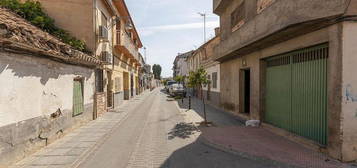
[126,0,219,77]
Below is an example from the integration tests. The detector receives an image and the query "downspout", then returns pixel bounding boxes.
[93,0,97,56]
[93,0,98,120]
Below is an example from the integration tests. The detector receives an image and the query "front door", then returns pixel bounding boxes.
[240,69,251,114]
[73,79,84,116]
[107,71,113,108]
[130,74,134,97]
[123,72,129,100]
[207,75,211,101]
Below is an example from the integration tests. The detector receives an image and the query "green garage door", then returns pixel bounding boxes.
[265,44,328,146]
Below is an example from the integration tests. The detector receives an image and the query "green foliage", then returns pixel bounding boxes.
[187,67,210,89]
[174,95,183,100]
[174,75,185,84]
[162,79,169,86]
[152,64,162,80]
[187,67,210,124]
[0,0,89,52]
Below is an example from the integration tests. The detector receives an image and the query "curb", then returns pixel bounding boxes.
[198,135,300,168]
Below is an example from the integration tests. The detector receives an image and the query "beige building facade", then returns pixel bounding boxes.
[173,51,193,78]
[112,0,143,108]
[187,35,221,107]
[213,0,357,162]
[37,0,143,111]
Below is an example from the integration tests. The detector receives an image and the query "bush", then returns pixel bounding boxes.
[0,0,89,53]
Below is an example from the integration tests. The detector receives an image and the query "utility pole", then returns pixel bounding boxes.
[198,12,207,43]
[143,47,147,63]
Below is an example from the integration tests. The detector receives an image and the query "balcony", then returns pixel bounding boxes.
[213,0,232,14]
[214,0,352,61]
[115,30,139,63]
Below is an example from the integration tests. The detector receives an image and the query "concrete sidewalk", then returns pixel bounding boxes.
[199,126,354,168]
[176,96,243,126]
[10,91,151,168]
[176,96,355,168]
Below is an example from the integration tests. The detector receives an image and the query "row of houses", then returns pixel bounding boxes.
[174,0,357,163]
[0,0,152,166]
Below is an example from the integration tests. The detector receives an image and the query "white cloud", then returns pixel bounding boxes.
[139,21,219,36]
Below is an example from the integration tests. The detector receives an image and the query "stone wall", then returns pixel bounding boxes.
[95,92,107,117]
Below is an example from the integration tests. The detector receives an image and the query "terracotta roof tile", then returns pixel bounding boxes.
[0,8,101,67]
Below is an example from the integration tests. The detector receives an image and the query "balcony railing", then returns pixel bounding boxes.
[115,30,139,62]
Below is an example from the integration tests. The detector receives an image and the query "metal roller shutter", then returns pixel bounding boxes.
[265,44,328,145]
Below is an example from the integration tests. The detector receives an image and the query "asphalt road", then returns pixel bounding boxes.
[76,88,281,168]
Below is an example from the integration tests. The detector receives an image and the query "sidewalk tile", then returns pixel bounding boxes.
[11,91,151,168]
[201,126,349,168]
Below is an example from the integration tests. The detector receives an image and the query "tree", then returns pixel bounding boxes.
[152,64,162,80]
[162,79,169,86]
[174,75,185,84]
[187,67,210,125]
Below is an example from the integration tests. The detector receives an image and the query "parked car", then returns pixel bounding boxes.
[165,80,176,92]
[169,84,186,97]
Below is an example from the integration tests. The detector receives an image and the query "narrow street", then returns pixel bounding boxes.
[75,88,280,168]
[2,0,357,167]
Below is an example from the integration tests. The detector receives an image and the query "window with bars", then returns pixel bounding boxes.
[95,69,104,92]
[116,20,121,44]
[101,11,108,28]
[212,72,218,89]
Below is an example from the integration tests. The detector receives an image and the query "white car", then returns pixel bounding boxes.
[169,84,186,97]
[165,80,176,92]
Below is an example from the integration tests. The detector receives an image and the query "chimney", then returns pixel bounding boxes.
[214,27,220,37]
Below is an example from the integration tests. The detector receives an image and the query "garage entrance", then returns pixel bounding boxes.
[265,44,328,145]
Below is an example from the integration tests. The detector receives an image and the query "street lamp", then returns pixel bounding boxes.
[198,12,207,43]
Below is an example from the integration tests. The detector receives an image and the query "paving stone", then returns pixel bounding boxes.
[12,91,152,168]
[29,155,77,166]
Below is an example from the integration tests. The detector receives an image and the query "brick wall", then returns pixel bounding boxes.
[95,92,106,118]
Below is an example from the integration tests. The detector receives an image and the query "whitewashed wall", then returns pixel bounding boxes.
[0,52,95,127]
[203,64,220,93]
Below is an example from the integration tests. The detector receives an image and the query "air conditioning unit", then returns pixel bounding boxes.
[100,51,112,64]
[99,26,108,39]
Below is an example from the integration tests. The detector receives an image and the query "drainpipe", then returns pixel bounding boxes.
[93,0,98,120]
[93,0,97,55]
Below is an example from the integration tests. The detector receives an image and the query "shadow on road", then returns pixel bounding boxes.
[168,122,200,140]
[159,136,281,168]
